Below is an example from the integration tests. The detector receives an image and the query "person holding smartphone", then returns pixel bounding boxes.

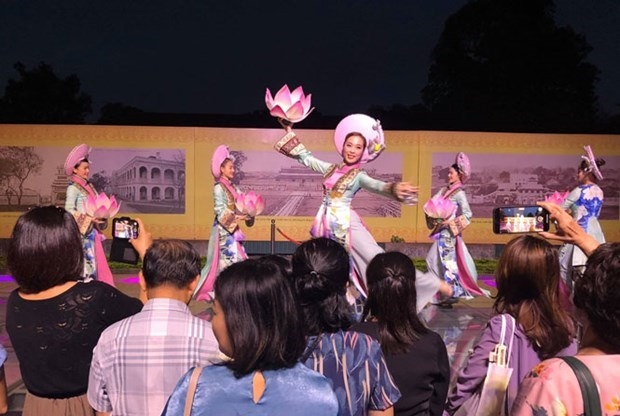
[559,145,606,291]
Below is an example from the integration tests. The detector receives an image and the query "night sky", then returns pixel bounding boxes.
[1,0,618,118]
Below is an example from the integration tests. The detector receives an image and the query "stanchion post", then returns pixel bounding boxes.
[270,219,276,254]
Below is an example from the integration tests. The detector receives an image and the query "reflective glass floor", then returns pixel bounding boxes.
[0,273,496,414]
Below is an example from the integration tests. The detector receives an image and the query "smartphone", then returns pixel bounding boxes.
[492,206,550,234]
[112,217,139,239]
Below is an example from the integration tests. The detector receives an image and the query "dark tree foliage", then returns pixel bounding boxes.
[0,62,92,124]
[98,102,145,125]
[421,0,599,133]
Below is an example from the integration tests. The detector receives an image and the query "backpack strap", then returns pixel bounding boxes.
[184,366,204,416]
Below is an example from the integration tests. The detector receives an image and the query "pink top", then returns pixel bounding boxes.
[511,354,620,415]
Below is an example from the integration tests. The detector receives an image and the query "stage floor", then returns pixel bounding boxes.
[0,273,496,414]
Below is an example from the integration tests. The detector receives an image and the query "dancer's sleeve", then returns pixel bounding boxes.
[214,184,238,233]
[274,131,331,174]
[358,171,400,200]
[455,191,473,220]
[561,187,580,213]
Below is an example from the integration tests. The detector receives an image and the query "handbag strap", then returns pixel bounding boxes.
[184,366,204,416]
[560,356,602,416]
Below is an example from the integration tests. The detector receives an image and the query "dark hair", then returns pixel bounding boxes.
[451,163,462,177]
[257,254,291,276]
[290,237,352,335]
[578,157,606,182]
[215,258,305,378]
[573,243,620,350]
[7,206,83,294]
[493,235,574,359]
[142,240,201,289]
[344,132,366,147]
[73,159,90,169]
[364,252,429,355]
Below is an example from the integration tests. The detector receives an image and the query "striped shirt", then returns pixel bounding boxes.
[87,298,220,415]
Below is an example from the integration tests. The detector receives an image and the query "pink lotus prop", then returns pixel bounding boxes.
[265,85,314,123]
[423,196,456,220]
[235,191,265,217]
[84,193,121,218]
[545,191,569,205]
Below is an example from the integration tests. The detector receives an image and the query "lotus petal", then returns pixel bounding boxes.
[235,191,265,217]
[84,192,122,218]
[265,84,314,123]
[423,196,456,220]
[545,191,569,205]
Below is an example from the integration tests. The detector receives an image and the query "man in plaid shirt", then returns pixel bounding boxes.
[87,227,220,415]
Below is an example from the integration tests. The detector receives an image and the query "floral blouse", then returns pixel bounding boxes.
[511,355,620,415]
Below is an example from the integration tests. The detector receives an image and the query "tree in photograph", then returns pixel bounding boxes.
[0,62,92,124]
[422,0,599,133]
[0,147,43,206]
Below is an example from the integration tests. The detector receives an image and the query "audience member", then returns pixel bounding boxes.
[509,201,617,414]
[5,206,142,415]
[444,235,577,415]
[512,242,620,414]
[163,257,339,415]
[354,251,450,415]
[0,344,7,415]
[88,230,220,415]
[290,237,401,416]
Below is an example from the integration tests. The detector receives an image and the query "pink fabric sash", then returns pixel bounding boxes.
[455,236,485,296]
[71,175,115,287]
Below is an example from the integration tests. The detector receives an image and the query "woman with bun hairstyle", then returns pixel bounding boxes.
[559,145,606,290]
[290,237,401,416]
[195,145,254,301]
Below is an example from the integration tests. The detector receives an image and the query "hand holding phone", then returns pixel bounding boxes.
[492,206,550,234]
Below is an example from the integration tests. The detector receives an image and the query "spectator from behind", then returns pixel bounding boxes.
[444,235,577,415]
[290,237,401,416]
[6,206,142,415]
[88,233,220,415]
[163,257,339,415]
[512,203,620,414]
[354,252,450,415]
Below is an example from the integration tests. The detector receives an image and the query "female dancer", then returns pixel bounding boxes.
[64,144,114,286]
[195,145,254,301]
[425,152,486,303]
[559,145,605,290]
[276,114,448,306]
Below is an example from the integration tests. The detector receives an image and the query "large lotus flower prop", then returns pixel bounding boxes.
[265,85,314,123]
[545,191,569,205]
[84,193,121,218]
[423,196,456,220]
[235,191,265,217]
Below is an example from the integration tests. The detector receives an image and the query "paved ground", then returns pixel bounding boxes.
[0,273,496,414]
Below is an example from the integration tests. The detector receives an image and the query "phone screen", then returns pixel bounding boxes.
[113,219,139,239]
[493,206,549,234]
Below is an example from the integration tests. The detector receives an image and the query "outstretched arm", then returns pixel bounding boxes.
[537,201,600,256]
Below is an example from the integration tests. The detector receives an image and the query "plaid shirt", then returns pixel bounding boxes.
[87,298,220,415]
